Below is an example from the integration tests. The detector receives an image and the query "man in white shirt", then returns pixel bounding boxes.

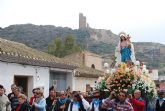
[0,84,11,111]
[89,90,106,111]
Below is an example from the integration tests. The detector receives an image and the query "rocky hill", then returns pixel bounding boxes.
[0,24,90,50]
[0,24,165,74]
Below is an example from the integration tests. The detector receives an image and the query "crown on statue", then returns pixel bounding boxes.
[119,32,126,37]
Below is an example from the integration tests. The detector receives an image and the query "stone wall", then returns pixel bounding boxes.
[85,53,103,71]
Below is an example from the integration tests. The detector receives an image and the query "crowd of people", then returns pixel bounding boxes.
[0,84,165,111]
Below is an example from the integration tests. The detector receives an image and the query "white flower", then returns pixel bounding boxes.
[111,68,116,73]
[143,65,146,69]
[125,68,130,72]
[132,83,136,87]
[97,77,104,83]
[135,61,140,66]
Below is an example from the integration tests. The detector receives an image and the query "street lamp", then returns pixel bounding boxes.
[103,62,110,74]
[103,63,109,69]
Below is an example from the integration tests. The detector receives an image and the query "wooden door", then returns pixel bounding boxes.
[14,76,28,96]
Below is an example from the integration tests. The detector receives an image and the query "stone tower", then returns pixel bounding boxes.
[79,13,87,29]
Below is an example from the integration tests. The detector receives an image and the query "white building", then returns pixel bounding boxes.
[0,38,76,98]
[0,38,103,97]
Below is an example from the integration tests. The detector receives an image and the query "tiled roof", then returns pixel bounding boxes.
[0,38,104,77]
[0,38,76,69]
[0,53,76,69]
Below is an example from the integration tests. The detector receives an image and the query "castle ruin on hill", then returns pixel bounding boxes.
[79,13,89,29]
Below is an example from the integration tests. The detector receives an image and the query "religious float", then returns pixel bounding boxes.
[95,32,157,100]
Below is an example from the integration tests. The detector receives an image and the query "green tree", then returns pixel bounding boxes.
[64,36,74,55]
[47,36,82,57]
[47,37,64,57]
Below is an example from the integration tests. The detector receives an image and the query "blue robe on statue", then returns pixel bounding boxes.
[121,47,131,62]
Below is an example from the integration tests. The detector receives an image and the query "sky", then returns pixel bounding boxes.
[0,0,165,44]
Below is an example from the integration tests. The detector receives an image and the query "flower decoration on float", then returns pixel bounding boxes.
[95,62,157,100]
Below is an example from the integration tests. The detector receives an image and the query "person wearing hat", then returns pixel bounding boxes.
[89,90,106,111]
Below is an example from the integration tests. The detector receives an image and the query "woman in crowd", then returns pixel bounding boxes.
[29,88,39,111]
[29,88,38,106]
[32,87,46,111]
[129,90,145,111]
[16,94,31,111]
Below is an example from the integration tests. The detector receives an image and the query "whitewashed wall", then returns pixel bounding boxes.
[0,61,49,98]
[0,61,98,97]
[73,77,97,92]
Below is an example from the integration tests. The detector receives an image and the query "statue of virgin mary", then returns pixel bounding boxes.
[115,32,136,66]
